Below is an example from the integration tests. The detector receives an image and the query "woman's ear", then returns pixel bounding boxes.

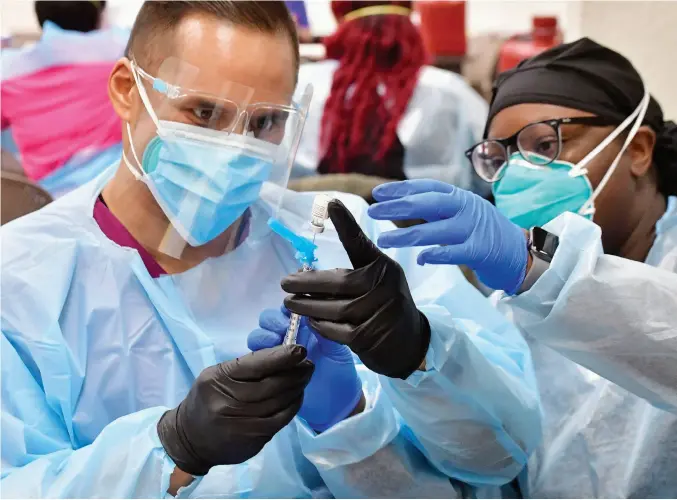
[627,126,656,178]
[108,58,137,123]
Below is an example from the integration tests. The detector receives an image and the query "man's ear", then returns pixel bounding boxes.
[108,57,137,123]
[627,126,656,178]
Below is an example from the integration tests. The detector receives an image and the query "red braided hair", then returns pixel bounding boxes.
[319,1,427,179]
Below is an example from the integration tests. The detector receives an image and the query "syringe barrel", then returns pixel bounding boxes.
[284,196,330,345]
[284,313,303,345]
[283,262,314,345]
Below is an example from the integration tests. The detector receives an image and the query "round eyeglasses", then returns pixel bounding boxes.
[466,116,619,183]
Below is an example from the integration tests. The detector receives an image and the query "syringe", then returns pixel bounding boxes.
[283,194,332,345]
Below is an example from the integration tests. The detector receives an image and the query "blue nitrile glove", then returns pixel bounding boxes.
[248,307,363,432]
[368,179,529,295]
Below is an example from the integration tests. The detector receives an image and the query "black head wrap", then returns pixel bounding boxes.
[487,37,677,196]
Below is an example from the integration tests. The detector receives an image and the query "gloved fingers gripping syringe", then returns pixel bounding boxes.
[268,194,333,345]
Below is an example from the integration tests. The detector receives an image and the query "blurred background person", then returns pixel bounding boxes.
[1,1,127,197]
[285,0,314,43]
[293,1,490,198]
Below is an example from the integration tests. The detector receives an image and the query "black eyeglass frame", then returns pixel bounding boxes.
[465,116,620,183]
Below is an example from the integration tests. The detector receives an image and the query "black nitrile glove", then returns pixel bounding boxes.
[157,345,313,476]
[282,200,431,380]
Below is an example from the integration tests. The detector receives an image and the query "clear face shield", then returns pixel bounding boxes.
[123,55,312,258]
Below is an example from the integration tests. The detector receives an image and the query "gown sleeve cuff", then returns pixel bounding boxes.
[153,412,204,499]
[401,304,460,388]
[295,367,399,470]
[503,212,603,309]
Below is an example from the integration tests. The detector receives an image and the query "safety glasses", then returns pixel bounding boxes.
[133,62,300,146]
[466,116,619,183]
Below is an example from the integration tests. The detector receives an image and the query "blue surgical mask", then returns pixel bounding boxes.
[493,153,593,229]
[124,120,275,247]
[493,93,651,229]
[122,60,282,248]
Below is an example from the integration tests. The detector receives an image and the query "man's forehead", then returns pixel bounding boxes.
[152,12,296,104]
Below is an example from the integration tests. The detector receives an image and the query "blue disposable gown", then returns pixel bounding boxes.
[497,197,677,498]
[0,167,540,498]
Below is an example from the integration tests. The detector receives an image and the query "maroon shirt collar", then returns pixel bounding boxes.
[93,196,166,278]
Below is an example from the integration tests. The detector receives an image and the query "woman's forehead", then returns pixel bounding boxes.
[487,103,595,139]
